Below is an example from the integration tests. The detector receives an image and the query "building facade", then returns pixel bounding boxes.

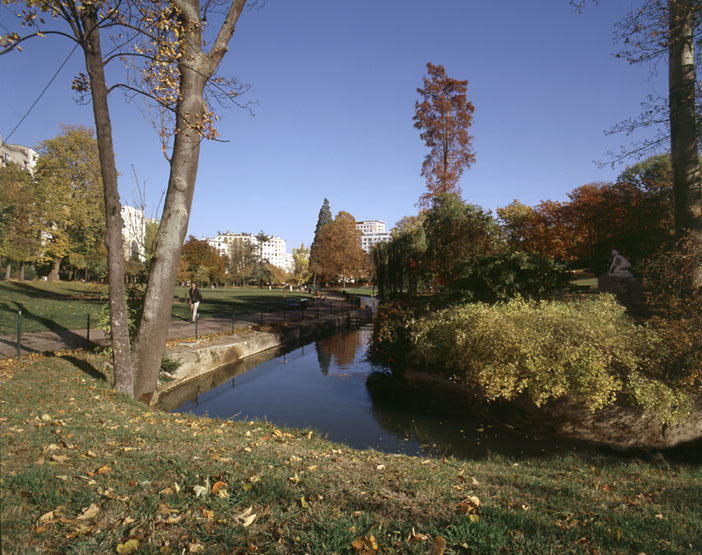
[356,220,391,253]
[121,205,146,261]
[205,232,293,272]
[0,135,38,172]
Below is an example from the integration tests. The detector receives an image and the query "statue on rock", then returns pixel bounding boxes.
[608,250,633,278]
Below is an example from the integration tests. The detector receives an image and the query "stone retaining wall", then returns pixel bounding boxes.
[152,307,373,405]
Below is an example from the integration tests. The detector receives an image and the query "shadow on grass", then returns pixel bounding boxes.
[59,355,107,382]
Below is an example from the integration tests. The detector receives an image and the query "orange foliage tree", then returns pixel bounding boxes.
[413,63,475,207]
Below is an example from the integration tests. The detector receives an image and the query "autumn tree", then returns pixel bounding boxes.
[413,63,475,207]
[33,125,106,281]
[312,211,367,286]
[291,242,311,286]
[2,0,250,399]
[180,236,227,286]
[0,163,44,280]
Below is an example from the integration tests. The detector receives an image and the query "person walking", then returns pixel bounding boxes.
[189,282,202,322]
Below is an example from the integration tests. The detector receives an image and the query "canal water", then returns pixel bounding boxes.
[164,324,595,460]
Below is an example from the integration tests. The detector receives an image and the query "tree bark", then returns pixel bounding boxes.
[47,260,60,281]
[18,261,24,281]
[81,7,136,395]
[132,0,247,401]
[669,0,702,236]
[4,263,11,280]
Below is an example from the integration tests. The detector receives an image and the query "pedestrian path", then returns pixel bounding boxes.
[0,294,357,360]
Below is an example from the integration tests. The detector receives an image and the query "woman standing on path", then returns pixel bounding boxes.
[189,282,202,322]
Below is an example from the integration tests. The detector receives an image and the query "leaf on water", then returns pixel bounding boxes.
[76,503,100,520]
[351,535,378,554]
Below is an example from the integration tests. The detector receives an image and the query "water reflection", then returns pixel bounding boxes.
[164,324,586,459]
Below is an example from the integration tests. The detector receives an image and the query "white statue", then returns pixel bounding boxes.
[608,250,633,278]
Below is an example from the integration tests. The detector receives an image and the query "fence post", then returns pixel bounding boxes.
[260,312,264,325]
[195,316,198,338]
[283,306,287,321]
[232,313,235,334]
[16,310,22,359]
[86,313,91,344]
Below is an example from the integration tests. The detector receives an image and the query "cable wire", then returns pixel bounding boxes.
[4,42,79,143]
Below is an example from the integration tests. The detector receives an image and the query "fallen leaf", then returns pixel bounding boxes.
[51,454,70,463]
[76,503,100,520]
[430,536,447,555]
[351,535,378,554]
[408,528,429,543]
[193,485,208,498]
[300,496,309,509]
[97,465,112,475]
[116,539,139,553]
[234,507,256,527]
[211,481,227,494]
[457,496,481,515]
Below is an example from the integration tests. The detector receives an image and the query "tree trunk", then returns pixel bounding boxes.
[4,263,11,280]
[82,7,136,395]
[669,0,702,236]
[18,261,24,282]
[47,260,60,281]
[132,0,247,401]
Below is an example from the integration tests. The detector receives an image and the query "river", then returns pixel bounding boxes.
[163,323,600,459]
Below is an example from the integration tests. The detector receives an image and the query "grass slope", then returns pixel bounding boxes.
[1,352,700,553]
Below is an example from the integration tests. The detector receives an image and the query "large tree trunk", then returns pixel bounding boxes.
[4,263,11,280]
[82,7,136,395]
[132,0,247,401]
[47,260,60,281]
[669,0,702,236]
[18,261,24,282]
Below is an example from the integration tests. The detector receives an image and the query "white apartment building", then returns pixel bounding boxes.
[121,205,146,261]
[356,220,391,253]
[0,135,38,172]
[205,232,293,272]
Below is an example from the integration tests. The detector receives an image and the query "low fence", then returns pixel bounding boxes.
[0,297,355,361]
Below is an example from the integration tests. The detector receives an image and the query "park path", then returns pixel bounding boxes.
[0,294,358,360]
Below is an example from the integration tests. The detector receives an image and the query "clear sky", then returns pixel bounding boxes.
[1,0,668,252]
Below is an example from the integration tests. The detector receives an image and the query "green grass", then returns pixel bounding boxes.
[333,285,376,296]
[0,281,311,334]
[1,352,700,553]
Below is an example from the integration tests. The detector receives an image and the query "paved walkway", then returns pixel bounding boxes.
[0,294,359,360]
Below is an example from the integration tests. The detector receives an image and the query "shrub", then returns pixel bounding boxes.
[394,295,690,422]
[433,250,570,306]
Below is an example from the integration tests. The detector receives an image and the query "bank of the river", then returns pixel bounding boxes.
[154,306,373,405]
[2,351,701,554]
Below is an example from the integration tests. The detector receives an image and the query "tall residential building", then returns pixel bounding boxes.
[0,135,38,172]
[356,220,391,253]
[205,232,293,271]
[121,205,146,261]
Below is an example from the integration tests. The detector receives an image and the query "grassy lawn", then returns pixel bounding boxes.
[1,353,700,553]
[0,282,311,334]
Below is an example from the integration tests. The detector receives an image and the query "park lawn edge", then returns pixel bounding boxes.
[1,352,701,554]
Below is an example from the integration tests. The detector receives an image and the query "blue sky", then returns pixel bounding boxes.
[1,1,668,252]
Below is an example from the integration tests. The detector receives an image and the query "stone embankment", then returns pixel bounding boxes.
[153,306,373,406]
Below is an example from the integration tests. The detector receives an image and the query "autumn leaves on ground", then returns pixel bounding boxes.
[1,353,700,554]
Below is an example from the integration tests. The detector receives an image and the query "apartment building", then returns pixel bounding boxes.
[121,205,146,261]
[356,220,391,253]
[0,135,38,172]
[205,232,293,271]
